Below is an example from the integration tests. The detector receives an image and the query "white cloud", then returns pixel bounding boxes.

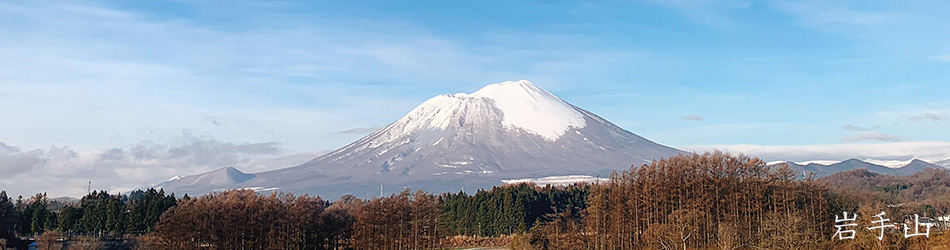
[0,135,312,198]
[684,141,950,163]
[0,142,42,176]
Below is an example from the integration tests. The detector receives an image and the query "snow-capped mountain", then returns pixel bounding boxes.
[157,80,685,198]
[769,158,943,178]
[936,158,950,169]
[151,175,183,189]
[862,159,915,169]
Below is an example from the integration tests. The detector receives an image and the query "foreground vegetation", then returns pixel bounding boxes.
[2,152,950,249]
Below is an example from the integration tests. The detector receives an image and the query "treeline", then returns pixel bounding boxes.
[149,189,355,249]
[441,183,588,237]
[147,184,585,250]
[821,167,950,217]
[353,190,439,250]
[0,188,175,239]
[520,152,950,250]
[526,152,830,249]
[3,183,581,249]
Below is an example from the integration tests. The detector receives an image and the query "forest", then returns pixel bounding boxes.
[2,152,950,249]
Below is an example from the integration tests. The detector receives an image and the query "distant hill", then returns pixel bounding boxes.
[771,159,943,178]
[818,167,950,208]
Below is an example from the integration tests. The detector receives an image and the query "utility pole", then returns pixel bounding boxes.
[88,181,91,195]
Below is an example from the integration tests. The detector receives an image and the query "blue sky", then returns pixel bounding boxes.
[1,0,949,197]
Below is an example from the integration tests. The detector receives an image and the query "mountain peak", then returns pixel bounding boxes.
[469,80,546,100]
[220,166,255,183]
[152,166,256,194]
[483,79,534,87]
[469,80,585,141]
[393,80,584,141]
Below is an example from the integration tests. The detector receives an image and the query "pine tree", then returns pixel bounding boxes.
[0,191,17,239]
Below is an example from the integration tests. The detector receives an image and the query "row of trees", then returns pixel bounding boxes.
[65,189,177,236]
[440,183,588,237]
[521,153,950,250]
[353,190,441,250]
[145,183,590,249]
[577,152,830,249]
[0,188,176,240]
[151,189,356,250]
[822,167,950,217]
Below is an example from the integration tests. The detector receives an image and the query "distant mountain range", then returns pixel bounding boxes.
[156,80,685,198]
[768,158,947,178]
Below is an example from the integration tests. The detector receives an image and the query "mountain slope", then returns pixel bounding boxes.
[154,166,256,195]
[158,80,685,197]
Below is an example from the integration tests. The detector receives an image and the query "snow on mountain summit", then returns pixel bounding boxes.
[397,80,584,141]
[863,159,914,169]
[470,80,585,141]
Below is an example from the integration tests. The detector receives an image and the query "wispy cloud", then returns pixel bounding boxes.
[840,132,904,143]
[842,124,879,131]
[933,54,950,63]
[642,0,752,28]
[773,1,891,27]
[684,141,950,162]
[682,115,705,121]
[909,112,948,122]
[771,0,950,64]
[0,1,646,153]
[339,125,382,134]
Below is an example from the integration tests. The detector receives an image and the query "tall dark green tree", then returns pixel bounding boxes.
[0,191,17,239]
[12,193,52,236]
[126,188,176,233]
[440,183,590,237]
[57,205,81,234]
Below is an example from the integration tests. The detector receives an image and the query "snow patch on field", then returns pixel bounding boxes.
[502,175,607,186]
